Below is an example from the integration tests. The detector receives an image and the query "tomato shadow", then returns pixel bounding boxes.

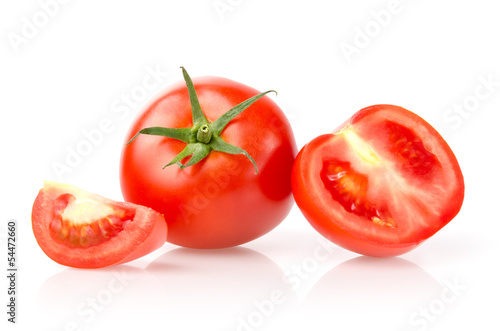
[144,246,296,330]
[298,256,442,331]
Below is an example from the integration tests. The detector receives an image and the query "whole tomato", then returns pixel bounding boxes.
[120,68,297,249]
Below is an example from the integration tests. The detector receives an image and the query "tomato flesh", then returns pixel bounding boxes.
[384,120,440,178]
[32,181,167,268]
[321,159,394,228]
[49,193,136,248]
[292,105,465,257]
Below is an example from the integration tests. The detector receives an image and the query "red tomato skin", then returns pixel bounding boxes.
[292,105,465,257]
[120,76,297,249]
[31,183,167,268]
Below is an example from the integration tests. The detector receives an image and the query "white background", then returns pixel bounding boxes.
[1,0,499,330]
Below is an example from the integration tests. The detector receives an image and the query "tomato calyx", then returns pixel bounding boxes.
[126,67,276,174]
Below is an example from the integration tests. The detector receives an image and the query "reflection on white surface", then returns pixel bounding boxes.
[29,235,484,331]
[37,247,295,331]
[145,247,296,331]
[35,241,472,331]
[37,265,158,330]
[298,256,442,331]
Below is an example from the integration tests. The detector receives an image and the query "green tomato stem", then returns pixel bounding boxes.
[196,124,212,144]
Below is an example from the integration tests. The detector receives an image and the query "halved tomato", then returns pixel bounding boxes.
[292,105,465,257]
[32,181,167,268]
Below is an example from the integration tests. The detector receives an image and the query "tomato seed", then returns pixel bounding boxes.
[321,159,393,227]
[385,121,439,177]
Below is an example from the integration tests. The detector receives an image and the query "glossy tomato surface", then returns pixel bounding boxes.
[292,105,464,257]
[32,181,167,268]
[120,76,296,249]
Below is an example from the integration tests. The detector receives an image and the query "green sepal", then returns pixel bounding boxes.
[163,143,211,169]
[209,136,258,174]
[126,127,194,145]
[211,90,277,135]
[181,66,209,126]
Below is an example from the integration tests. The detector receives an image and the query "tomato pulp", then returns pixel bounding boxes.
[32,181,167,268]
[292,105,464,257]
[120,69,296,249]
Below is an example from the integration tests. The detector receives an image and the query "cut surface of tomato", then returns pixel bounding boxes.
[32,181,167,268]
[292,105,465,257]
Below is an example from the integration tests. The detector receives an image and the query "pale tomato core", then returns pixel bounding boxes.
[50,194,136,248]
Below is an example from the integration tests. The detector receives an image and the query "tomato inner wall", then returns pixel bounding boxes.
[384,120,439,177]
[49,194,136,248]
[320,160,395,228]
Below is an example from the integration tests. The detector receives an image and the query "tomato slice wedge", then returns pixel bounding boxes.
[32,181,167,268]
[292,105,465,257]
